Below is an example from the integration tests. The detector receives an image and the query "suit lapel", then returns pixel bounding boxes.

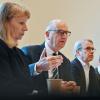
[74,58,87,94]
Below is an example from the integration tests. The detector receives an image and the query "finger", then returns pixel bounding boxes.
[47,55,62,60]
[49,60,63,69]
[61,81,67,84]
[47,57,63,65]
[48,59,62,64]
[66,86,74,90]
[68,81,76,86]
[40,48,46,59]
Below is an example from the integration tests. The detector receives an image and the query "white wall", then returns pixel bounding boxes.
[0,0,100,66]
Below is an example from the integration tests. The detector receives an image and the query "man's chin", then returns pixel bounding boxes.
[59,42,65,46]
[59,45,65,50]
[89,58,93,62]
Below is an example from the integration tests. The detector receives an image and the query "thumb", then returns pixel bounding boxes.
[40,48,46,59]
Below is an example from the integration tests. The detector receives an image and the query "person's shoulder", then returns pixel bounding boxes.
[21,45,40,50]
[21,43,44,51]
[71,58,79,64]
[59,52,70,63]
[0,39,8,53]
[21,43,45,56]
[0,42,9,57]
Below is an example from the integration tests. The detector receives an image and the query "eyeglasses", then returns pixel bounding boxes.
[48,30,71,36]
[83,47,96,52]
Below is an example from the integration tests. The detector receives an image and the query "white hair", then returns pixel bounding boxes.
[73,39,93,57]
[45,19,63,32]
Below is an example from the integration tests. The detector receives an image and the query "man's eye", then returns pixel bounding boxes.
[19,22,24,25]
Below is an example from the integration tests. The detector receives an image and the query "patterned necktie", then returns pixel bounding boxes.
[52,52,59,79]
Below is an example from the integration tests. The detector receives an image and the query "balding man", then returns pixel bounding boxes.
[21,19,77,95]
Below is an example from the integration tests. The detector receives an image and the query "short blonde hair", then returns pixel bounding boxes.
[0,2,30,37]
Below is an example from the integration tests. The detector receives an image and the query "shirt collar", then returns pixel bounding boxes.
[45,42,58,56]
[98,66,100,74]
[77,57,90,68]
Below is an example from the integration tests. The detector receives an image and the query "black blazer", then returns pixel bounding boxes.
[71,58,100,96]
[0,39,36,96]
[22,43,74,94]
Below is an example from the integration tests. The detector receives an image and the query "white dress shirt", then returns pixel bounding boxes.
[31,42,58,77]
[45,42,58,78]
[97,66,100,74]
[77,57,90,92]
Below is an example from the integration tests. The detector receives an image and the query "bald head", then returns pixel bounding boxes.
[45,19,69,32]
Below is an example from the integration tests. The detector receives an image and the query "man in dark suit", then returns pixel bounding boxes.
[21,19,77,95]
[95,56,100,85]
[71,39,100,96]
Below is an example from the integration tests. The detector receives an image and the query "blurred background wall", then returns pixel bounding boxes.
[0,0,100,67]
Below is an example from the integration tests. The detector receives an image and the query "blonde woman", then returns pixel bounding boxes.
[0,2,36,96]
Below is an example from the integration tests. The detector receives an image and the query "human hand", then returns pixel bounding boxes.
[36,48,63,72]
[61,81,77,94]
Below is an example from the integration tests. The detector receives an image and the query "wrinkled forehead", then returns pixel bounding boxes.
[56,22,68,31]
[82,40,94,48]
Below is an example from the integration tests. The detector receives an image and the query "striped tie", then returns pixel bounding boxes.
[52,52,59,79]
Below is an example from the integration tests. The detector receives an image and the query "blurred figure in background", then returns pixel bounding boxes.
[71,39,100,96]
[95,56,100,84]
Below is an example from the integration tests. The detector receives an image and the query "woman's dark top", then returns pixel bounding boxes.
[0,39,36,96]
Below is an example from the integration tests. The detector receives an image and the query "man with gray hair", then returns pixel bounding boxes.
[71,39,100,96]
[21,19,77,95]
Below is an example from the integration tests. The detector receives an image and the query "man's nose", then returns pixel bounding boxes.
[23,24,28,31]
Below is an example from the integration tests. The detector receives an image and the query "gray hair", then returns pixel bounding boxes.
[45,19,63,32]
[73,39,93,57]
[0,2,30,38]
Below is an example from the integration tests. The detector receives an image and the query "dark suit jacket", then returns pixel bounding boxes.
[71,58,100,96]
[21,43,74,94]
[95,67,100,85]
[0,39,37,96]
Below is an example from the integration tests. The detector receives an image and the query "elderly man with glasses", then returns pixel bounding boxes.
[21,19,78,96]
[71,39,100,96]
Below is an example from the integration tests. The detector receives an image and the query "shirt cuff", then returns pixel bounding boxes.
[29,63,40,76]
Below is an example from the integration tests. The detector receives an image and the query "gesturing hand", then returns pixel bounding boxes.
[36,48,63,73]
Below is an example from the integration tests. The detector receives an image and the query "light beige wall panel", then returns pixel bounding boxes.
[0,0,100,66]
